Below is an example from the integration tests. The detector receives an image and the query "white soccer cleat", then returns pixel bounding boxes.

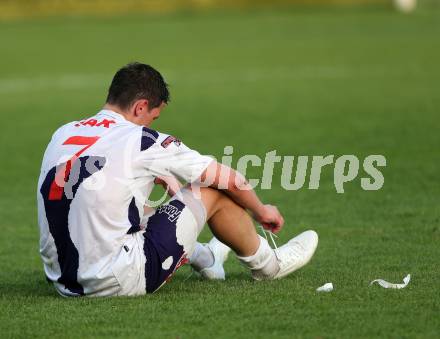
[272,230,318,280]
[198,238,231,280]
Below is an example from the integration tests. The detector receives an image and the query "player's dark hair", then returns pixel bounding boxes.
[106,62,170,110]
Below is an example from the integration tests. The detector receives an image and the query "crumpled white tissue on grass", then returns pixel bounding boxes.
[316,282,333,292]
[369,274,411,289]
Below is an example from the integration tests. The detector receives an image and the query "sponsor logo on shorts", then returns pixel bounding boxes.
[157,204,182,223]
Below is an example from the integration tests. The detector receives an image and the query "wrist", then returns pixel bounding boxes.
[252,203,266,222]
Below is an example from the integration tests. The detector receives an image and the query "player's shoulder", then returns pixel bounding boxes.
[49,120,78,143]
[140,128,183,153]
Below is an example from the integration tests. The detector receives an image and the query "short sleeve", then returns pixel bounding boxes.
[138,133,214,183]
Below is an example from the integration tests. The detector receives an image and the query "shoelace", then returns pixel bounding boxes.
[259,225,306,268]
[259,225,280,260]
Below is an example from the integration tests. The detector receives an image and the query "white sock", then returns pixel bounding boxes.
[190,242,214,271]
[237,235,279,280]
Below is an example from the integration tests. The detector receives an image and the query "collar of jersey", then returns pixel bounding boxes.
[97,109,129,123]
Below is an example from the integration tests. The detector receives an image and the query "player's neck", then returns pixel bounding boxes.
[102,103,126,117]
[102,103,152,128]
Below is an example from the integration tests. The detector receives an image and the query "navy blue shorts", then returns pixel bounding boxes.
[142,190,206,293]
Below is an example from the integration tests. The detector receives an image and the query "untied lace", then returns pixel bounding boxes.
[259,225,280,260]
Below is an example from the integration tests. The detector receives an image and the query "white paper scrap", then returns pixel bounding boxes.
[369,274,411,289]
[316,282,333,292]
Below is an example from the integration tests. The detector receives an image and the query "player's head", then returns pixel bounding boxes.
[105,62,169,127]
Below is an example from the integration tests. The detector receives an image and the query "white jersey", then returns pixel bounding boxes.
[37,110,213,296]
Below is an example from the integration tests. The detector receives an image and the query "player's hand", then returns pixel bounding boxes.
[154,177,166,186]
[254,204,284,233]
[154,176,183,197]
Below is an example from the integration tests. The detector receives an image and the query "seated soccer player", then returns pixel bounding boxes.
[37,62,318,297]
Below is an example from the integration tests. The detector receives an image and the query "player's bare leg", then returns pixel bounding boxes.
[189,187,262,280]
[187,186,277,279]
[198,187,259,256]
[188,186,260,279]
[188,186,319,280]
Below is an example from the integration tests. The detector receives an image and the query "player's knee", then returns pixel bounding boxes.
[205,187,241,216]
[200,186,224,208]
[188,186,234,218]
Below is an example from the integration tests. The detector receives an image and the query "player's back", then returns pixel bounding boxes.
[37,110,154,296]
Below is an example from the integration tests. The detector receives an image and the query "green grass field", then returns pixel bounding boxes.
[1,6,439,338]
